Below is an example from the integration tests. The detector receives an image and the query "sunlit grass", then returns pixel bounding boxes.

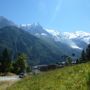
[8,62,90,90]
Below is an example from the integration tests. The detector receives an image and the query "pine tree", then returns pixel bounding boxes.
[80,50,86,62]
[15,53,28,74]
[1,48,12,73]
[66,56,72,65]
[86,44,90,61]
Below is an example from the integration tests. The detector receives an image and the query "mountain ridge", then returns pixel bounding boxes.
[19,23,90,58]
[20,23,90,47]
[0,16,90,64]
[0,17,65,65]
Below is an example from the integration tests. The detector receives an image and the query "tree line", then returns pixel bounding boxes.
[0,48,30,75]
[0,44,90,75]
[79,44,90,63]
[58,44,90,65]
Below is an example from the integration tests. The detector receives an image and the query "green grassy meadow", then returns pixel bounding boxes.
[7,62,90,90]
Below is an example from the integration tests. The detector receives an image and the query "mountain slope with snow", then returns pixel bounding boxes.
[20,23,90,58]
[46,29,90,49]
[0,16,89,64]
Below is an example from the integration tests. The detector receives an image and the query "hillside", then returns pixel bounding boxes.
[0,26,63,65]
[20,24,83,57]
[8,62,90,90]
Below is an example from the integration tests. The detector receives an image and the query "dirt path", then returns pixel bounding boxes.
[0,76,20,90]
[0,76,20,81]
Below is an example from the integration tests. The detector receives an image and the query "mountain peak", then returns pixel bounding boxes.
[0,16,6,19]
[0,16,11,22]
[0,16,15,28]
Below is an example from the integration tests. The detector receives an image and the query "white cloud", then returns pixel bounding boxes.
[50,0,63,23]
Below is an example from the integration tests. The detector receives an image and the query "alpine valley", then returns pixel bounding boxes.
[0,16,90,65]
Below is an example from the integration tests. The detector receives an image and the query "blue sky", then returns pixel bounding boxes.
[0,0,90,32]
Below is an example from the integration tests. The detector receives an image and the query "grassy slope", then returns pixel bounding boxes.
[8,62,90,90]
[0,81,17,90]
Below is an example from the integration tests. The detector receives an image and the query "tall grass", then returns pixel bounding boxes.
[8,62,90,90]
[87,72,90,90]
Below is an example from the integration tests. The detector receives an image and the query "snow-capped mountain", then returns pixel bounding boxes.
[20,23,49,35]
[63,31,90,44]
[46,29,90,43]
[46,29,90,49]
[20,23,90,50]
[20,23,53,40]
[0,16,89,58]
[0,16,89,63]
[19,23,90,57]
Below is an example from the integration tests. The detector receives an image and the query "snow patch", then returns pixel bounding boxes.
[63,31,90,39]
[41,33,47,36]
[46,29,60,36]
